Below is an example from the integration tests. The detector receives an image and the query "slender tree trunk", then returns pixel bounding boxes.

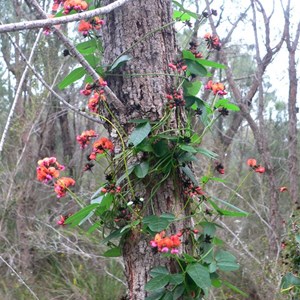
[102,1,190,298]
[287,45,299,207]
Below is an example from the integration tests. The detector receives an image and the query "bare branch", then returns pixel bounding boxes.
[4,28,105,126]
[0,0,132,34]
[0,29,43,155]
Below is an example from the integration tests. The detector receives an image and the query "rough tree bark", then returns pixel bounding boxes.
[102,1,190,298]
[283,1,300,208]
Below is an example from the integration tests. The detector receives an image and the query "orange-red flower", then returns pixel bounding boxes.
[204,33,221,50]
[63,0,88,14]
[255,166,265,173]
[36,157,65,183]
[247,158,257,167]
[54,177,75,198]
[78,20,92,35]
[89,137,114,160]
[280,186,288,192]
[205,80,227,95]
[150,231,181,254]
[247,158,265,174]
[76,129,97,149]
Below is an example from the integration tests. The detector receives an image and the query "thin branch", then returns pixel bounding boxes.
[0,0,132,33]
[4,28,105,125]
[27,0,126,113]
[0,28,43,155]
[0,255,40,300]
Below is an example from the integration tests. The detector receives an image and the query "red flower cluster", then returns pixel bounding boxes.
[150,231,181,254]
[57,214,71,226]
[89,137,114,160]
[184,183,204,198]
[101,183,121,194]
[168,60,187,73]
[36,157,65,183]
[247,158,265,173]
[215,162,225,174]
[205,80,227,96]
[189,41,203,59]
[78,17,105,36]
[279,186,288,192]
[76,129,97,149]
[52,0,88,14]
[204,33,221,51]
[166,89,185,109]
[81,79,107,113]
[54,177,76,198]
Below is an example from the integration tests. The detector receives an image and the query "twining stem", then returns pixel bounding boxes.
[97,114,135,197]
[228,171,253,202]
[106,72,188,80]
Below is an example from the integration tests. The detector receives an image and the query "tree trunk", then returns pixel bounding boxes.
[102,1,190,298]
[287,48,299,208]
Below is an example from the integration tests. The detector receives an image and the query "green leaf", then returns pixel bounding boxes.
[209,197,249,217]
[134,161,150,178]
[84,54,97,68]
[76,39,97,55]
[183,80,202,97]
[173,285,185,299]
[152,140,170,157]
[128,118,151,124]
[169,274,184,285]
[215,99,240,111]
[183,253,197,263]
[103,247,122,257]
[109,54,133,72]
[215,250,240,272]
[281,273,300,290]
[87,221,102,234]
[101,228,129,245]
[150,266,170,277]
[172,1,199,19]
[186,263,211,295]
[95,193,114,215]
[209,262,217,273]
[185,59,208,77]
[179,144,197,153]
[296,234,300,244]
[143,215,172,232]
[223,281,249,297]
[185,96,199,107]
[173,10,191,21]
[211,278,222,288]
[145,290,165,300]
[180,165,198,185]
[135,139,154,153]
[195,148,218,159]
[64,203,99,226]
[145,275,170,292]
[182,50,197,60]
[197,59,226,69]
[161,292,173,300]
[58,67,86,90]
[128,122,151,147]
[199,222,217,237]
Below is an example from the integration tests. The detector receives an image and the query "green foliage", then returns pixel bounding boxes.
[58,67,86,90]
